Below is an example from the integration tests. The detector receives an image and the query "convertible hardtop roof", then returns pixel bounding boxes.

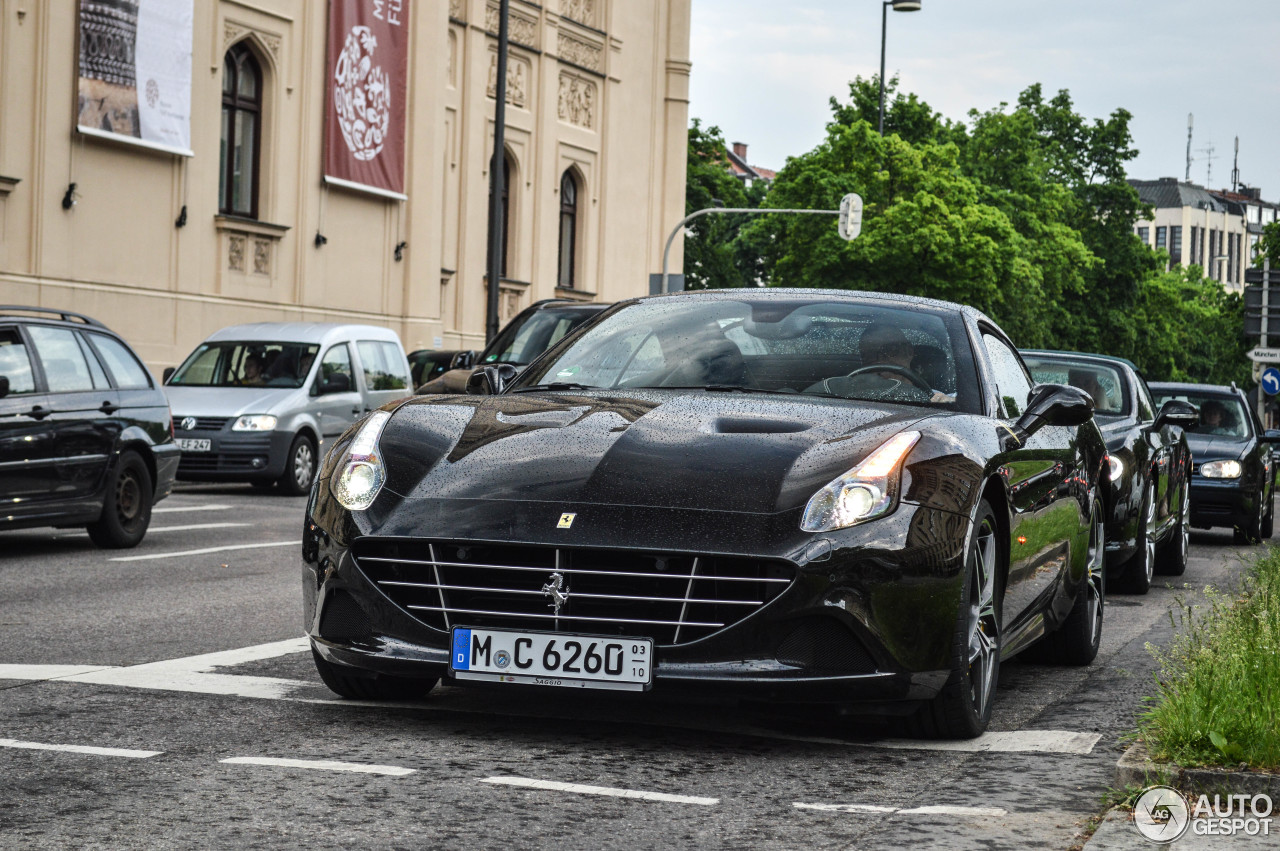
[1021,349,1141,374]
[1148,381,1242,397]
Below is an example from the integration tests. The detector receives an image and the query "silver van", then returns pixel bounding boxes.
[163,322,411,494]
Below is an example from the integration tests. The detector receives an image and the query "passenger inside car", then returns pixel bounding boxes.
[1199,400,1235,436]
[806,323,955,403]
[240,354,266,386]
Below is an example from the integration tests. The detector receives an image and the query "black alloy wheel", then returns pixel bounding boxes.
[1035,491,1105,666]
[1262,486,1275,540]
[1234,489,1265,544]
[1118,479,1156,594]
[911,499,1001,739]
[86,450,153,549]
[1156,477,1190,577]
[311,647,437,701]
[278,434,317,496]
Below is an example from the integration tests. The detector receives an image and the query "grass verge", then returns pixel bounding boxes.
[1138,545,1280,771]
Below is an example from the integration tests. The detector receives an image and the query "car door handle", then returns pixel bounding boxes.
[28,405,49,420]
[351,408,360,415]
[99,401,119,414]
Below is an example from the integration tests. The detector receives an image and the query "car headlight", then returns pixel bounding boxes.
[330,411,392,511]
[1200,459,1242,479]
[1107,454,1125,483]
[801,431,921,532]
[232,415,278,431]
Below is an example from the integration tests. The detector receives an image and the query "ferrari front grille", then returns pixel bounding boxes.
[350,540,795,647]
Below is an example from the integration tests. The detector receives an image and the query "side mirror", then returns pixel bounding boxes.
[320,373,351,394]
[162,367,175,383]
[0,376,9,399]
[451,350,477,370]
[1263,429,1280,444]
[465,364,518,395]
[1010,383,1094,445]
[1154,399,1199,432]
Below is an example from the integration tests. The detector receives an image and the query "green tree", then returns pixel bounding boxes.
[1258,221,1280,267]
[682,120,762,290]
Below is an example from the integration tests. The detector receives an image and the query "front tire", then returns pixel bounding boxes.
[311,648,437,701]
[87,450,153,549]
[1035,492,1104,666]
[911,499,1001,739]
[1233,490,1264,544]
[278,434,317,496]
[1116,479,1155,594]
[1156,477,1190,576]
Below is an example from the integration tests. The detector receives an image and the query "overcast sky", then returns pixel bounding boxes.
[689,0,1280,197]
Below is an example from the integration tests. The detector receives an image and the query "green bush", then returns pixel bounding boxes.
[1139,548,1280,770]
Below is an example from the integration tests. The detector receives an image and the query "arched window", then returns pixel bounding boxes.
[219,44,262,218]
[558,170,579,288]
[501,154,513,278]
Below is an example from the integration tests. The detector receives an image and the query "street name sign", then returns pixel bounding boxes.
[1247,347,1280,363]
[838,193,863,241]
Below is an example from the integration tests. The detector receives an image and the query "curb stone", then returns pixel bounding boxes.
[1116,741,1280,797]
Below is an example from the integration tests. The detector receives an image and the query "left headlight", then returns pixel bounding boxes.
[801,431,921,532]
[232,415,277,431]
[1106,453,1125,483]
[330,411,392,511]
[1200,459,1242,479]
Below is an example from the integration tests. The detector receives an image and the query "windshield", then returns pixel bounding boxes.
[1023,356,1129,417]
[482,308,602,366]
[1152,391,1252,439]
[168,341,320,389]
[515,296,980,412]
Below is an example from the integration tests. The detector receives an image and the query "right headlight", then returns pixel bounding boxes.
[1200,459,1242,479]
[1107,454,1125,483]
[330,411,392,510]
[801,431,921,532]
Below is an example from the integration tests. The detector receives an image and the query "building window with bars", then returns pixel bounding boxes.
[1170,226,1182,264]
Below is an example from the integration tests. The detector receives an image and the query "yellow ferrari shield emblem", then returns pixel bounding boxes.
[557,513,576,529]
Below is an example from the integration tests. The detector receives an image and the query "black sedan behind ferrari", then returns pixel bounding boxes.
[304,290,1106,738]
[1023,351,1196,593]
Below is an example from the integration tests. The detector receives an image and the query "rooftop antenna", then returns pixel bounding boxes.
[1185,113,1193,182]
[1231,136,1240,192]
[1197,140,1217,187]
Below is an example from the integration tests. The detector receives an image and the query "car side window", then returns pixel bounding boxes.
[982,333,1033,418]
[0,327,37,394]
[89,333,153,389]
[356,341,410,391]
[1135,378,1155,423]
[318,343,353,391]
[27,325,96,393]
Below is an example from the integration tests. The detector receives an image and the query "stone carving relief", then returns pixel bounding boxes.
[253,239,271,275]
[557,31,602,73]
[487,52,529,108]
[485,3,538,48]
[223,21,281,63]
[228,236,246,272]
[561,0,596,27]
[557,73,595,130]
[449,0,464,20]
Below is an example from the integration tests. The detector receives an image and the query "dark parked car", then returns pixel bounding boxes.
[0,306,179,547]
[415,299,609,394]
[1149,382,1277,543]
[407,349,474,388]
[1024,351,1197,593]
[305,290,1107,739]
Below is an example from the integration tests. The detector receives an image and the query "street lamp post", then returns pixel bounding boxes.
[878,0,922,136]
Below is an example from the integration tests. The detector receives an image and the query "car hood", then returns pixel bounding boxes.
[164,385,304,418]
[377,391,934,514]
[1185,432,1250,462]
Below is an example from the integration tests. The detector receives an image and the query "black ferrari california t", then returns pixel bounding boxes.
[303,290,1106,738]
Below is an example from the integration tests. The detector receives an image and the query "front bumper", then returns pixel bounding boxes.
[302,497,971,706]
[175,427,294,482]
[1189,477,1256,530]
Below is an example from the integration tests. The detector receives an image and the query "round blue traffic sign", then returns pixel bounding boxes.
[1263,367,1280,396]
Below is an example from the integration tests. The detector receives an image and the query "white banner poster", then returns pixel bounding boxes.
[77,0,194,156]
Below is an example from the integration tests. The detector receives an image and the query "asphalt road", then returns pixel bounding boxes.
[0,485,1267,850]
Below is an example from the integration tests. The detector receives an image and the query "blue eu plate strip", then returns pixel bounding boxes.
[452,628,472,670]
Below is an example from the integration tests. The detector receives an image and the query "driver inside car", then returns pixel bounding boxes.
[807,322,955,403]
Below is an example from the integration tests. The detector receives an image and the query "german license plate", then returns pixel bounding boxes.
[450,627,653,691]
[175,438,211,452]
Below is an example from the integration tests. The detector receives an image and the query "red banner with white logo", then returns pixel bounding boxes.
[324,0,409,199]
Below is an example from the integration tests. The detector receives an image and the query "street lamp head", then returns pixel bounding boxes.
[891,1,922,11]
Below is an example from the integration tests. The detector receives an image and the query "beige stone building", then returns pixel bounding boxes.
[0,0,692,372]
[1130,178,1249,293]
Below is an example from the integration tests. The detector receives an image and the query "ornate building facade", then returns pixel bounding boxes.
[0,0,692,369]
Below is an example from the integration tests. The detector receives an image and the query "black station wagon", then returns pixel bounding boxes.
[0,307,179,547]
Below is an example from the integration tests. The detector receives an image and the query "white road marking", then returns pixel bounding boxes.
[221,756,415,776]
[483,776,719,805]
[145,523,251,533]
[152,504,233,514]
[108,541,297,562]
[0,738,162,759]
[0,665,119,681]
[870,730,1102,755]
[794,802,1008,817]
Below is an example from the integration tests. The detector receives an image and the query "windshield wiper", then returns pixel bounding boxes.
[513,382,600,392]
